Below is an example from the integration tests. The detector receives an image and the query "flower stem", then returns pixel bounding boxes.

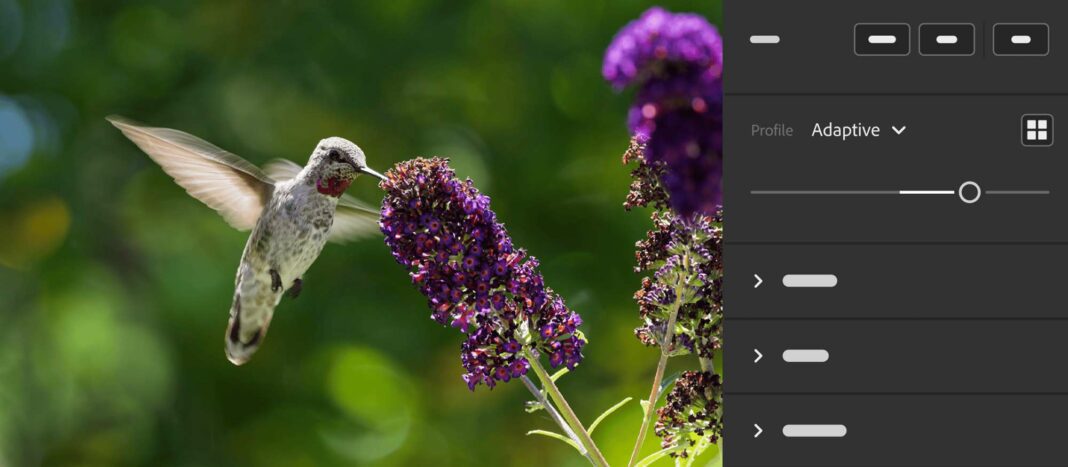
[524,348,610,467]
[521,374,591,460]
[627,255,688,467]
[700,357,714,375]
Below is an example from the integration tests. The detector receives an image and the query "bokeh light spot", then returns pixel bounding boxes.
[0,196,70,269]
[324,346,416,461]
[0,97,34,179]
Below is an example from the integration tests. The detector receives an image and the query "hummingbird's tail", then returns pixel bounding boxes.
[225,289,276,365]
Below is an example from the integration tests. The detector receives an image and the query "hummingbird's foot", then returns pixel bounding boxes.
[270,269,282,293]
[288,278,303,299]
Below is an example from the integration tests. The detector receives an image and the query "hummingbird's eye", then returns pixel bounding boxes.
[328,149,342,162]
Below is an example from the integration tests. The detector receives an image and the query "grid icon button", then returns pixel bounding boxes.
[1021,114,1054,147]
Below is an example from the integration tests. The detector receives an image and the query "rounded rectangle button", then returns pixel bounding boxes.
[994,23,1049,56]
[855,23,910,56]
[920,23,975,56]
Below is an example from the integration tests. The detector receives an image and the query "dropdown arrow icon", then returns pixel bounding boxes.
[754,274,763,288]
[754,348,763,363]
[892,125,906,135]
[754,424,763,438]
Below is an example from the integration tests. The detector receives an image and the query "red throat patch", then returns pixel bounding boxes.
[316,177,351,197]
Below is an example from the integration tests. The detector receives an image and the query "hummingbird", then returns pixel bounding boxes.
[108,116,385,365]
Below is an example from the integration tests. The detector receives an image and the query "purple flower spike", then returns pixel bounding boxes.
[603,7,723,89]
[633,211,722,361]
[645,109,722,220]
[380,158,588,391]
[604,7,723,217]
[655,371,722,459]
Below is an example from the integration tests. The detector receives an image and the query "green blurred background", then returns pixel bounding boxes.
[0,0,722,465]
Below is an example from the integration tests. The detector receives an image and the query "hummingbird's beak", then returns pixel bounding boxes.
[360,166,387,181]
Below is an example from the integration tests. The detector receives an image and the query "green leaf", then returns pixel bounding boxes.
[706,443,723,467]
[635,446,685,467]
[637,373,682,421]
[524,400,545,413]
[550,367,570,382]
[659,371,682,397]
[526,429,582,454]
[574,329,588,343]
[588,397,632,434]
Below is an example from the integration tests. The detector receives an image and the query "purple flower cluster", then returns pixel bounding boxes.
[633,210,722,361]
[380,158,586,390]
[621,136,668,211]
[655,371,722,458]
[603,7,723,90]
[604,7,723,217]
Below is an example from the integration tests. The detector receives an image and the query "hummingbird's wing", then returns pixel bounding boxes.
[108,116,274,231]
[262,158,303,182]
[330,197,381,243]
[265,158,381,243]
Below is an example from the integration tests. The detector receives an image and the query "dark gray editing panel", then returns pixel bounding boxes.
[727,1,1068,466]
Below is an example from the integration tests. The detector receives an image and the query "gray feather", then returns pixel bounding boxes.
[108,115,274,231]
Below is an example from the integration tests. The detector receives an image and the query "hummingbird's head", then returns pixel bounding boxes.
[309,137,385,197]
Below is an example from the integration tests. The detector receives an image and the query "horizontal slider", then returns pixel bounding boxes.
[899,190,955,195]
